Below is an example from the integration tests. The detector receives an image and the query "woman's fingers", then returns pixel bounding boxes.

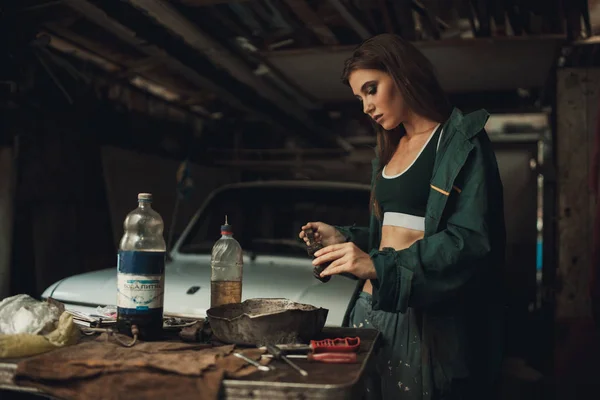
[319,256,347,276]
[299,222,322,243]
[321,261,349,277]
[313,246,347,266]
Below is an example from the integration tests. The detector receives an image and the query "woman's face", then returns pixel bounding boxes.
[348,69,407,131]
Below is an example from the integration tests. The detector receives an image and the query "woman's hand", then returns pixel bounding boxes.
[312,243,377,280]
[299,221,346,247]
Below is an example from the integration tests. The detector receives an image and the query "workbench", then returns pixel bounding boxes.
[0,327,380,400]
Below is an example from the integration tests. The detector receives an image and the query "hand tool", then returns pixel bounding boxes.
[234,352,271,372]
[309,337,361,353]
[262,352,357,364]
[266,343,308,376]
[260,337,360,354]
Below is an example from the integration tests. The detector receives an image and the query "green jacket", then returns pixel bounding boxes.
[336,108,506,395]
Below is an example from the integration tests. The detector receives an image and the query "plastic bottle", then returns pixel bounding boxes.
[210,216,243,308]
[116,193,166,340]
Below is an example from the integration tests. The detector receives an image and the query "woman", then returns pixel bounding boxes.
[299,34,506,400]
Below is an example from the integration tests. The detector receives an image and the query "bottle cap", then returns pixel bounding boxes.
[138,193,153,202]
[221,215,232,234]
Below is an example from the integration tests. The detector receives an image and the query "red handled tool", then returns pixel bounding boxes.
[309,337,360,353]
[260,337,360,365]
[262,352,358,364]
[267,337,361,354]
[306,352,357,364]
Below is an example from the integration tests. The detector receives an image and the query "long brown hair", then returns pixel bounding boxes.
[341,33,452,218]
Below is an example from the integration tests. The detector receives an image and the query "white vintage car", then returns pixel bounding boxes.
[41,181,371,326]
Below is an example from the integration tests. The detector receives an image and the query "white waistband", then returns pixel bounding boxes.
[382,212,425,231]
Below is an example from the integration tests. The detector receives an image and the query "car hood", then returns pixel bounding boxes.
[43,255,356,326]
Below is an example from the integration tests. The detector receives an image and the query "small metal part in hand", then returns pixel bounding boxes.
[234,352,271,372]
[303,228,331,283]
[266,344,308,376]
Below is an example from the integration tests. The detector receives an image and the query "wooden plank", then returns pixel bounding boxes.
[171,0,252,5]
[44,22,136,67]
[283,0,339,45]
[119,0,348,149]
[327,0,371,40]
[42,32,215,113]
[587,69,600,312]
[44,33,121,72]
[0,147,15,299]
[376,0,395,34]
[556,68,593,319]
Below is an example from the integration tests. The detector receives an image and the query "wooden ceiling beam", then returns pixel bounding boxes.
[123,0,352,150]
[283,0,339,45]
[376,0,396,34]
[116,56,164,77]
[326,0,372,40]
[44,22,132,67]
[42,33,121,73]
[43,23,200,98]
[170,0,252,6]
[59,1,280,129]
[62,0,350,149]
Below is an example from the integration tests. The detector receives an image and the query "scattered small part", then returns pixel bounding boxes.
[179,319,212,342]
[179,320,204,342]
[234,352,271,372]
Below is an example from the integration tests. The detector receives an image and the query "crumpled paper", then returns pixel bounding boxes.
[0,294,61,335]
[0,311,80,359]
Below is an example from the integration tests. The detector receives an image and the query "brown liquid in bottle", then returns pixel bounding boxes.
[211,280,242,308]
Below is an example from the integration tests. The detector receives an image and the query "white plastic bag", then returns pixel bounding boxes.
[0,294,61,335]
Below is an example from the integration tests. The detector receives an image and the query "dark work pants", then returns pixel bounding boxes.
[350,293,478,400]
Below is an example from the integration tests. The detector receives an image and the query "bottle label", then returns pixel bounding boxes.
[117,251,165,310]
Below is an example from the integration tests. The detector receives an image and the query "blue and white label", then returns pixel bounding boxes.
[117,251,165,310]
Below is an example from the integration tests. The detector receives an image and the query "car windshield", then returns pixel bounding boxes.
[178,185,370,257]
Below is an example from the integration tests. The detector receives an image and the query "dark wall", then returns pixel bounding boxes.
[102,146,240,252]
[9,114,115,297]
[1,53,242,298]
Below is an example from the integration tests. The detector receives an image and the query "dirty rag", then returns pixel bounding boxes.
[15,333,267,400]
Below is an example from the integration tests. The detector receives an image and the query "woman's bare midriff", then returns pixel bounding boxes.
[362,225,424,294]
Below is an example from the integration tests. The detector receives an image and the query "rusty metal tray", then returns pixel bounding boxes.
[223,327,381,400]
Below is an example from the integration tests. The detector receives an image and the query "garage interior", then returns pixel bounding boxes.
[1,0,600,398]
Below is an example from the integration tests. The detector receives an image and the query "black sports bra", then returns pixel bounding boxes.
[375,124,442,230]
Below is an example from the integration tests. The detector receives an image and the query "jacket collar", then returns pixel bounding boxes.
[446,107,490,140]
[371,107,489,164]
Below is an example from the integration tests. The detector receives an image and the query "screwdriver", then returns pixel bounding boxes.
[266,343,308,376]
[262,352,358,364]
[233,352,271,372]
